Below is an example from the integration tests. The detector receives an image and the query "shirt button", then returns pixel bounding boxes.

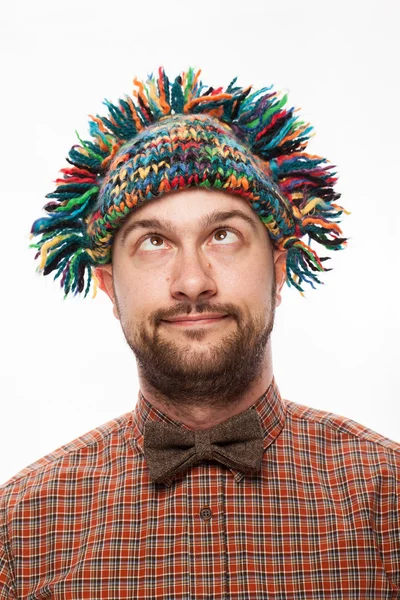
[200,507,212,521]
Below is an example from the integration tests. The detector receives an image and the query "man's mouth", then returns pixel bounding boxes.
[162,314,230,326]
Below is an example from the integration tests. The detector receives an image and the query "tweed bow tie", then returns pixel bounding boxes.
[144,409,264,483]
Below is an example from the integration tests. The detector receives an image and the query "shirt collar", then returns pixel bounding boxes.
[132,377,286,482]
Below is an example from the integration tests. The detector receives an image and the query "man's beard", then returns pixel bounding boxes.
[116,278,276,410]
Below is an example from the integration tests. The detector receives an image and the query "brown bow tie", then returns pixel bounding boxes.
[144,409,264,483]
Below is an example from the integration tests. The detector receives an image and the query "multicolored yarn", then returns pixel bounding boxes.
[30,67,348,297]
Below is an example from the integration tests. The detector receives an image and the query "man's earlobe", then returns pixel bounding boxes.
[94,266,120,320]
[273,250,287,307]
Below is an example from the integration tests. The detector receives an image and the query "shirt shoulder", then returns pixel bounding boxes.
[285,399,400,456]
[0,410,137,500]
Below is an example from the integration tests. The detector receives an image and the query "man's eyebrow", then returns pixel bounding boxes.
[119,209,259,245]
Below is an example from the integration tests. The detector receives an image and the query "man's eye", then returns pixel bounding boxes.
[139,235,166,251]
[211,229,239,244]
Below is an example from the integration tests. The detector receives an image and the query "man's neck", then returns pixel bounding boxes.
[138,359,274,431]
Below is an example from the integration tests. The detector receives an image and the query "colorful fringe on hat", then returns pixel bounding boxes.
[30,67,348,298]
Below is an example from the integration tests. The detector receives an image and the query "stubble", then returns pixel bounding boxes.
[116,279,276,410]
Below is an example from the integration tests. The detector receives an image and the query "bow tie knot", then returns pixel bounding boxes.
[195,430,213,461]
[144,408,264,483]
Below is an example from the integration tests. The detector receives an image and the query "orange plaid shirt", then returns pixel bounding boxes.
[1,379,399,598]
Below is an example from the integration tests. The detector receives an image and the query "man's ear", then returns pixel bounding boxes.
[95,265,120,320]
[273,249,287,307]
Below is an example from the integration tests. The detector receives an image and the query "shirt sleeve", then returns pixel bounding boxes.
[376,447,400,592]
[0,498,16,600]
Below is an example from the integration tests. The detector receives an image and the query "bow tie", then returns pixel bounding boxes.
[144,409,264,483]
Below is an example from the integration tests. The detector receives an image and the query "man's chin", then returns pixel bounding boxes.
[122,305,274,406]
[152,338,233,371]
[133,327,244,380]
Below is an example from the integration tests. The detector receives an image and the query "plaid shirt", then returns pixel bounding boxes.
[1,380,399,599]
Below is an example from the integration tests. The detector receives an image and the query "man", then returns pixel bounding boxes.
[1,67,399,598]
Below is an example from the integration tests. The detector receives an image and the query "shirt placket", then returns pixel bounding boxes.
[186,463,227,599]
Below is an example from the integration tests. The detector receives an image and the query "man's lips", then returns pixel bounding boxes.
[161,314,229,326]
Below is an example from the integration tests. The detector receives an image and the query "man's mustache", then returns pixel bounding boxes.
[151,302,242,327]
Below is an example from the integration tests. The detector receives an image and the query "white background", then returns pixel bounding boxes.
[0,0,398,484]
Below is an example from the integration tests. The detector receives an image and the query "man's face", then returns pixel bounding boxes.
[99,189,286,408]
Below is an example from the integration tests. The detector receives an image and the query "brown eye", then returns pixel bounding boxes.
[212,229,238,244]
[149,236,163,246]
[139,235,166,251]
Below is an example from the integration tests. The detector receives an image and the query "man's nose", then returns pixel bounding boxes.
[169,248,217,303]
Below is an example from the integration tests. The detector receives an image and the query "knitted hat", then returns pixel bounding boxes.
[30,67,347,298]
